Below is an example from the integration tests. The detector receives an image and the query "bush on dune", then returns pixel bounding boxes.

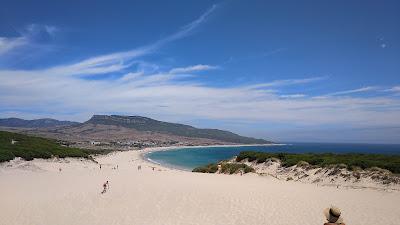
[221,163,254,174]
[192,162,254,174]
[192,163,219,173]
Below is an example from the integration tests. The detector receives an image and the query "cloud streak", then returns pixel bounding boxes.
[0,24,60,57]
[279,94,306,98]
[385,86,400,93]
[47,4,219,77]
[324,86,379,96]
[0,36,28,55]
[246,76,328,90]
[153,4,218,47]
[169,64,218,74]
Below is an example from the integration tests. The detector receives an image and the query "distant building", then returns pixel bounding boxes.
[90,141,101,145]
[11,139,18,145]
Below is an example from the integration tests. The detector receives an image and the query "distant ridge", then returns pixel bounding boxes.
[86,115,271,144]
[0,118,79,128]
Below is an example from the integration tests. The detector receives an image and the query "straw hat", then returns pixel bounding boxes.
[323,206,344,224]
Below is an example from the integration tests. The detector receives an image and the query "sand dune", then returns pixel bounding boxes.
[1,149,399,225]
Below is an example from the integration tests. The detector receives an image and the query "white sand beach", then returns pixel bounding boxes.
[1,148,399,225]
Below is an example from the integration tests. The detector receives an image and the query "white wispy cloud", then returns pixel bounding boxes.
[279,94,306,98]
[21,24,58,38]
[246,76,328,89]
[43,25,58,37]
[153,4,218,46]
[120,71,145,81]
[0,24,59,58]
[385,86,400,93]
[324,86,379,96]
[0,37,28,56]
[31,4,219,78]
[0,36,28,55]
[169,64,218,74]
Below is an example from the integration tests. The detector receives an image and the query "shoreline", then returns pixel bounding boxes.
[140,145,400,192]
[140,143,282,171]
[3,143,399,192]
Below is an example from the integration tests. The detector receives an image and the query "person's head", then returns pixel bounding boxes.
[324,206,344,224]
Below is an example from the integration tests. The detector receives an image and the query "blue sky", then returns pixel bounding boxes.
[1,0,400,143]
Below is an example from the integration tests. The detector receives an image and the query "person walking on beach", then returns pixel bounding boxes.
[101,181,109,194]
[99,164,102,170]
[138,165,141,170]
[323,206,345,225]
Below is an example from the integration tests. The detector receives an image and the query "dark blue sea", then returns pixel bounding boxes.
[146,143,400,170]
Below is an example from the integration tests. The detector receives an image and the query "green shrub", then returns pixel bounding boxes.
[192,163,219,173]
[219,163,254,174]
[0,149,14,162]
[244,165,255,173]
[221,163,241,174]
[193,162,254,174]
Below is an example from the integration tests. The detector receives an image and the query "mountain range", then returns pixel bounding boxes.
[0,115,271,145]
[0,118,79,128]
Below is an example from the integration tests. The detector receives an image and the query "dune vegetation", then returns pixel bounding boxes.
[193,162,255,174]
[0,131,108,162]
[236,151,400,174]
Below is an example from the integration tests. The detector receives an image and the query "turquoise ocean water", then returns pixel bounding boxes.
[146,143,400,170]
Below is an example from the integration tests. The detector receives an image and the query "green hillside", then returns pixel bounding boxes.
[0,131,93,162]
[87,115,272,144]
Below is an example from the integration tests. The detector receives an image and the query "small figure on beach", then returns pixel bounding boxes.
[59,168,62,172]
[138,165,142,170]
[152,166,155,171]
[101,181,109,194]
[99,164,102,170]
[323,206,345,225]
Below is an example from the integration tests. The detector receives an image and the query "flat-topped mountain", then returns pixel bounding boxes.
[86,115,271,144]
[0,115,272,146]
[0,118,79,128]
